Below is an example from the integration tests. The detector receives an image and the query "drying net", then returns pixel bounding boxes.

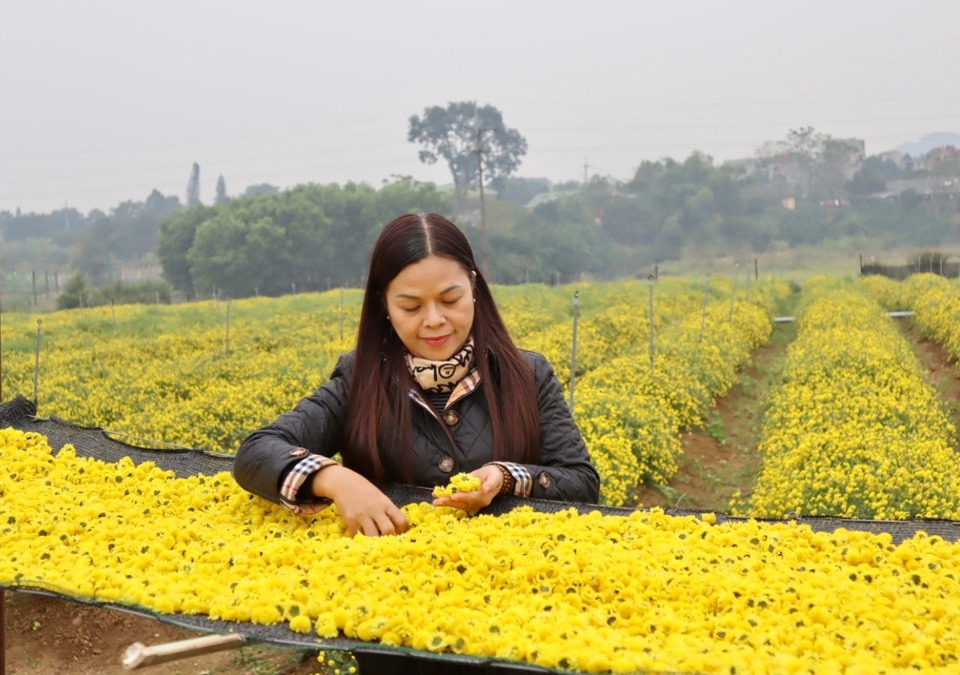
[3,394,960,673]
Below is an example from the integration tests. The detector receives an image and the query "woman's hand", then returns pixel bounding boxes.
[431,464,502,512]
[311,465,409,537]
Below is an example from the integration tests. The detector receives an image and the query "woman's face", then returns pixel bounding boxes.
[385,255,475,360]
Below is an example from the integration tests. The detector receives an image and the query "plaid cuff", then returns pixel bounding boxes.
[492,461,532,498]
[280,454,336,515]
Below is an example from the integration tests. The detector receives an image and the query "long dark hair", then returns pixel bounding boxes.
[345,213,540,481]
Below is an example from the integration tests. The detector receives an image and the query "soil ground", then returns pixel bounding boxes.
[5,318,960,675]
[634,320,796,511]
[2,591,327,674]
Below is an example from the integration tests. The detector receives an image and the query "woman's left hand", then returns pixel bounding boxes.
[431,464,502,512]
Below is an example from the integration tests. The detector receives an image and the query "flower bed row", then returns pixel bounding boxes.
[2,428,959,673]
[737,278,960,519]
[863,272,960,364]
[579,296,777,506]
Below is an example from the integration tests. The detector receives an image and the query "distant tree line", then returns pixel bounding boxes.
[158,178,448,298]
[2,122,960,307]
[0,180,282,306]
[56,275,172,310]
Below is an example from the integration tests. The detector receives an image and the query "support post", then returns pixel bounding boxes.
[568,290,579,414]
[698,273,711,344]
[648,276,655,371]
[225,300,231,357]
[33,320,43,408]
[728,263,740,321]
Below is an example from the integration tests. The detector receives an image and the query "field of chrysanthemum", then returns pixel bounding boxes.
[0,277,787,507]
[5,273,960,674]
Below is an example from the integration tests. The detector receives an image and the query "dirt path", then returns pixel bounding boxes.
[634,318,960,515]
[634,321,796,512]
[902,324,960,416]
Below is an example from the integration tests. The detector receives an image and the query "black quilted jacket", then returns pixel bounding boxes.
[233,350,600,505]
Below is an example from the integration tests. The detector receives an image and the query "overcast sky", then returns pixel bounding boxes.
[2,0,958,214]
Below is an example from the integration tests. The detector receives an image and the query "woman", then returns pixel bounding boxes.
[234,213,599,536]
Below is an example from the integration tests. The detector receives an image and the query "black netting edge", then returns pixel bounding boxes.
[4,583,687,674]
[2,585,588,674]
[1,395,235,478]
[1,582,361,651]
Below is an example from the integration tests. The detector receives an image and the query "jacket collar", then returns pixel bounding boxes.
[409,367,481,412]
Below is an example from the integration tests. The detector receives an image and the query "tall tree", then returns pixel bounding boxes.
[57,272,90,310]
[242,183,280,198]
[215,175,228,205]
[145,189,182,215]
[756,126,825,199]
[756,127,862,200]
[71,236,114,286]
[185,162,201,207]
[408,101,527,196]
[157,205,216,295]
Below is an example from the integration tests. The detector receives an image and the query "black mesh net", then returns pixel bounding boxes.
[3,394,960,673]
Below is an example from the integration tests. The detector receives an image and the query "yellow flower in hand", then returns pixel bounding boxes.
[432,473,482,498]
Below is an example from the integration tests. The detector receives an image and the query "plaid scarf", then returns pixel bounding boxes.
[404,337,475,394]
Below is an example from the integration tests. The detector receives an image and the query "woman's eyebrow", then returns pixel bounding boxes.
[394,284,463,300]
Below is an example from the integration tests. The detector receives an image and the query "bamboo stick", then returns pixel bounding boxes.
[121,633,245,670]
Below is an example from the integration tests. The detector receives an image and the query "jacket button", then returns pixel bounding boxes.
[439,457,455,473]
[443,410,459,426]
[537,472,552,489]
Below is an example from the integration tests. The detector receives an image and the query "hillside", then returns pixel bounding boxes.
[896,131,960,156]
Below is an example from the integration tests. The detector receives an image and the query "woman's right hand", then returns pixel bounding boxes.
[310,465,409,537]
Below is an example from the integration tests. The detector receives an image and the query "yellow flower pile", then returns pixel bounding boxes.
[432,472,482,497]
[6,427,959,673]
[738,281,960,519]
